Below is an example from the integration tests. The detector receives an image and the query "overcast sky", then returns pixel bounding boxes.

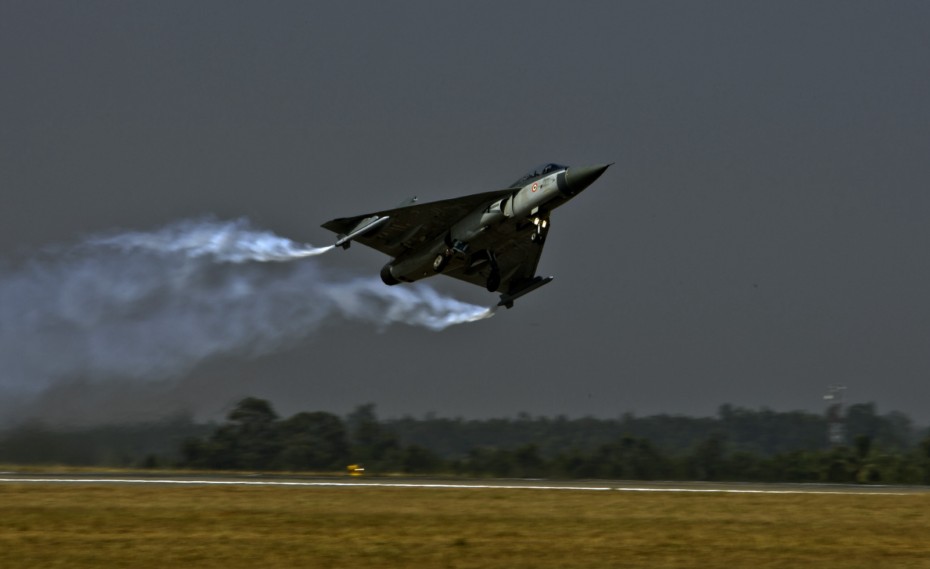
[2,1,929,424]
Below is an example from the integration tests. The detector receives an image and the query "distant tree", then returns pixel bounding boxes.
[347,404,400,469]
[166,398,930,483]
[179,436,210,468]
[855,435,872,460]
[726,451,766,481]
[767,450,821,483]
[689,434,726,481]
[400,445,443,474]
[512,444,546,478]
[0,414,211,467]
[460,447,517,477]
[183,398,282,469]
[229,397,278,426]
[846,403,914,449]
[225,398,282,469]
[551,449,599,479]
[919,436,930,484]
[273,411,350,471]
[629,438,672,480]
[821,447,856,483]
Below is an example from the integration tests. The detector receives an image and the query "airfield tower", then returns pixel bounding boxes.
[823,384,847,447]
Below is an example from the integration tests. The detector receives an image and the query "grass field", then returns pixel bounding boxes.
[2,482,929,568]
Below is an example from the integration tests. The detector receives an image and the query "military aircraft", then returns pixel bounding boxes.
[322,162,610,308]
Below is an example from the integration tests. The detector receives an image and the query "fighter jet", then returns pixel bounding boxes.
[322,162,610,308]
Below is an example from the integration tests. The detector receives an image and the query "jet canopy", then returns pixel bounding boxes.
[511,163,567,187]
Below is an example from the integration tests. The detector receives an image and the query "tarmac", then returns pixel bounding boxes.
[2,472,927,495]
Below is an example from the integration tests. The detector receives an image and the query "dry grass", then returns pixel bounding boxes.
[1,483,929,568]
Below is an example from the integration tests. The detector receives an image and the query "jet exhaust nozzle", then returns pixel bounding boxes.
[380,263,400,286]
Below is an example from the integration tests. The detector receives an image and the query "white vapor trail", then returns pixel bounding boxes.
[0,218,493,394]
[85,218,336,262]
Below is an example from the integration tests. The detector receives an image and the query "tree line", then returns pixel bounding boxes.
[2,398,929,484]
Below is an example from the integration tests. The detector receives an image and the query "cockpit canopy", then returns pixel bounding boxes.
[511,163,567,187]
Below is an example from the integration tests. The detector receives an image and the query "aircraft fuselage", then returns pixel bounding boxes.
[383,164,609,286]
[323,162,610,307]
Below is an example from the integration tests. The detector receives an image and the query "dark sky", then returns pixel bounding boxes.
[2,1,929,424]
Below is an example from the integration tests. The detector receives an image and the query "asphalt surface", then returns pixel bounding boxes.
[1,472,927,495]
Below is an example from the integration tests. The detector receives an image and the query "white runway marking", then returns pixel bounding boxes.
[0,477,919,496]
[609,486,914,496]
[0,478,612,492]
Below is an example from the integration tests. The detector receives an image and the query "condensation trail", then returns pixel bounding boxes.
[0,217,493,394]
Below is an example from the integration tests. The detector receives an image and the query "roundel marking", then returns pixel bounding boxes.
[532,182,538,192]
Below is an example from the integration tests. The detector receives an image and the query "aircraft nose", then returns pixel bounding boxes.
[563,163,611,195]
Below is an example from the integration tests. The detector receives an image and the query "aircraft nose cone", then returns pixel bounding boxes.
[564,163,611,194]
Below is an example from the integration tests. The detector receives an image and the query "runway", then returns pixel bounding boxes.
[1,472,926,495]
